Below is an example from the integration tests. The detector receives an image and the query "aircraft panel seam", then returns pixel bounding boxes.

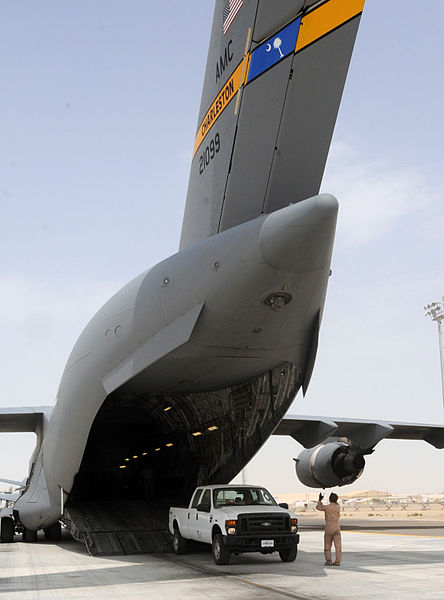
[259,57,297,216]
[192,2,364,160]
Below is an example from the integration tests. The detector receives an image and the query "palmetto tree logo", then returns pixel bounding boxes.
[273,37,284,58]
[266,36,284,58]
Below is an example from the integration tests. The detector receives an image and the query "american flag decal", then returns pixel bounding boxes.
[223,0,243,35]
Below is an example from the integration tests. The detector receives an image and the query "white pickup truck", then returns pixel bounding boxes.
[169,484,299,565]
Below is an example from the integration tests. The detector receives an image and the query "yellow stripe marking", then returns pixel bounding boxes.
[348,530,444,539]
[193,61,244,157]
[235,28,252,116]
[193,0,365,158]
[296,0,365,52]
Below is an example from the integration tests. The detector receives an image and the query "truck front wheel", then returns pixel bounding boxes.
[279,545,298,562]
[212,533,230,565]
[172,528,187,555]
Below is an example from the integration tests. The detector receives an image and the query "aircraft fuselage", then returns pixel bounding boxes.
[15,194,337,529]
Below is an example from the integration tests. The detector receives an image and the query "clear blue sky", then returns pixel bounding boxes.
[1,1,443,494]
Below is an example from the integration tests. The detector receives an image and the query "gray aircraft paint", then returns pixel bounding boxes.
[253,0,320,42]
[3,0,439,549]
[262,17,362,214]
[180,1,258,248]
[220,56,294,230]
[13,194,338,529]
[274,416,444,450]
[180,0,363,249]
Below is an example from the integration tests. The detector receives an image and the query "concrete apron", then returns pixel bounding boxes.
[1,527,444,599]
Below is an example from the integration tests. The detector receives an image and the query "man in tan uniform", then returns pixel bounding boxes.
[316,492,342,566]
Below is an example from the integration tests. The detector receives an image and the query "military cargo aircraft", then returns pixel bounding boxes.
[1,0,443,554]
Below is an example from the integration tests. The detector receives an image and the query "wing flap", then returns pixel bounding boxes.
[274,415,444,449]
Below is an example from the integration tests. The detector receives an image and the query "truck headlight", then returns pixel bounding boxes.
[291,518,298,534]
[225,519,237,535]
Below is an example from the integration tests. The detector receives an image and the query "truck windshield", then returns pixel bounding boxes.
[213,487,277,508]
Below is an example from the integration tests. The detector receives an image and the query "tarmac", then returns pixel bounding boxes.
[1,522,444,600]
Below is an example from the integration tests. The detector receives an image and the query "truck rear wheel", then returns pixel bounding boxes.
[279,545,298,562]
[172,528,187,555]
[212,533,230,565]
[1,517,14,543]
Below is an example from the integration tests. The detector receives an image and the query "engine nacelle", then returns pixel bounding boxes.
[295,442,366,488]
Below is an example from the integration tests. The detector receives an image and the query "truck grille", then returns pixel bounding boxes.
[237,513,290,535]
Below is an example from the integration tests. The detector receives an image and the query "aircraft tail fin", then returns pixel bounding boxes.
[180,0,365,249]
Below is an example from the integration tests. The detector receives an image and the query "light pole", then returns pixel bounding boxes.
[424,298,444,408]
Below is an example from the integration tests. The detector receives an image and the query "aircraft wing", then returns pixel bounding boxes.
[0,492,19,502]
[273,415,444,450]
[0,407,53,502]
[0,406,53,434]
[0,477,26,487]
[0,406,53,479]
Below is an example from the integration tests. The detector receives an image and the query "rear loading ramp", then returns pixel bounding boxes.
[64,501,171,556]
[65,364,304,555]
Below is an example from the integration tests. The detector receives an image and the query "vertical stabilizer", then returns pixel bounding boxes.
[180,0,365,249]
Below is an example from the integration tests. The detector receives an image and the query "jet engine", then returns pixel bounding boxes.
[295,442,366,488]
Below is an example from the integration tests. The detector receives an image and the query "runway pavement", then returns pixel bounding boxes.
[301,517,444,538]
[1,522,444,599]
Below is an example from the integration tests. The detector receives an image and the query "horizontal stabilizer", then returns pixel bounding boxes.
[274,415,444,450]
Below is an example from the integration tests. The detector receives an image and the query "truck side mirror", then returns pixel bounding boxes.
[197,503,211,513]
[279,502,289,509]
